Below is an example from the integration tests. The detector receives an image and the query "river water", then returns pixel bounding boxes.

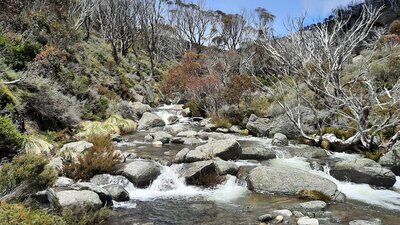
[110,106,400,225]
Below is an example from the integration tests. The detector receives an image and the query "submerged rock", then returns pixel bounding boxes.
[331,158,396,188]
[247,166,341,200]
[349,219,382,225]
[298,200,327,210]
[138,112,165,130]
[122,160,161,187]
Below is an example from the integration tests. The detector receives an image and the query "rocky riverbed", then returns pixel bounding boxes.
[49,105,400,225]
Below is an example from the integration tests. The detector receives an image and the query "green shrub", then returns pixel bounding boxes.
[64,135,123,181]
[0,202,66,225]
[61,206,111,225]
[210,115,232,129]
[0,116,25,159]
[0,154,57,201]
[0,83,17,108]
[0,34,41,71]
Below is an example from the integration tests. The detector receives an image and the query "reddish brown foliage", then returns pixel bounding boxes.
[64,135,123,181]
[389,20,400,35]
[224,75,256,105]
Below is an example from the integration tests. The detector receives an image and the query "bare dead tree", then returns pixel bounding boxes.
[261,5,400,150]
[168,0,215,53]
[70,0,98,41]
[137,0,166,80]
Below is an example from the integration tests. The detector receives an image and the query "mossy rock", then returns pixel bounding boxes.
[296,190,332,203]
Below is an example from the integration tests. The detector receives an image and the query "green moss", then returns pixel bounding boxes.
[0,83,18,106]
[61,206,111,225]
[297,190,332,203]
[0,202,66,225]
[0,116,25,159]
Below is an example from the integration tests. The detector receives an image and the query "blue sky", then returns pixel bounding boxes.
[205,0,362,34]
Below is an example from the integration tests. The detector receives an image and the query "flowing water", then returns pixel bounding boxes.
[111,106,400,225]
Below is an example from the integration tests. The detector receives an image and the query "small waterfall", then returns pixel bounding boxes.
[122,164,247,203]
[154,105,184,125]
[310,165,400,211]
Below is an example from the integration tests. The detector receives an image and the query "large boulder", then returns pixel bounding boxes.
[138,112,165,130]
[185,139,242,162]
[70,182,112,206]
[54,177,74,188]
[146,131,173,144]
[269,106,319,139]
[174,148,191,163]
[330,158,396,188]
[56,190,103,210]
[103,184,130,202]
[246,114,271,137]
[180,160,218,185]
[213,159,238,175]
[60,141,93,160]
[277,145,328,159]
[247,166,341,199]
[378,141,400,175]
[240,147,276,160]
[272,133,289,146]
[122,160,161,187]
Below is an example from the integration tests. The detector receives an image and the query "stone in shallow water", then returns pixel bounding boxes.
[258,214,273,222]
[298,201,327,210]
[349,219,382,225]
[103,184,129,202]
[247,166,341,199]
[122,160,161,187]
[297,216,319,225]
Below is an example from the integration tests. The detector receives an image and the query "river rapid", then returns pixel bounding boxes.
[110,105,400,225]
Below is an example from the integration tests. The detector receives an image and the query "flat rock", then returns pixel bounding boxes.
[247,166,341,199]
[56,190,102,210]
[298,201,327,210]
[240,147,276,160]
[138,112,165,130]
[297,216,319,225]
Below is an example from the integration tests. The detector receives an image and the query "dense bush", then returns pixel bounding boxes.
[22,77,81,131]
[64,135,123,181]
[0,116,25,159]
[0,34,41,71]
[224,75,256,106]
[0,154,57,201]
[0,202,66,225]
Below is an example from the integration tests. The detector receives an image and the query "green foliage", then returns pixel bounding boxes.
[0,116,25,159]
[210,115,232,129]
[184,99,205,117]
[0,154,57,201]
[64,134,123,181]
[82,96,109,121]
[0,83,17,107]
[0,34,41,71]
[0,202,66,225]
[250,95,270,117]
[61,206,111,225]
